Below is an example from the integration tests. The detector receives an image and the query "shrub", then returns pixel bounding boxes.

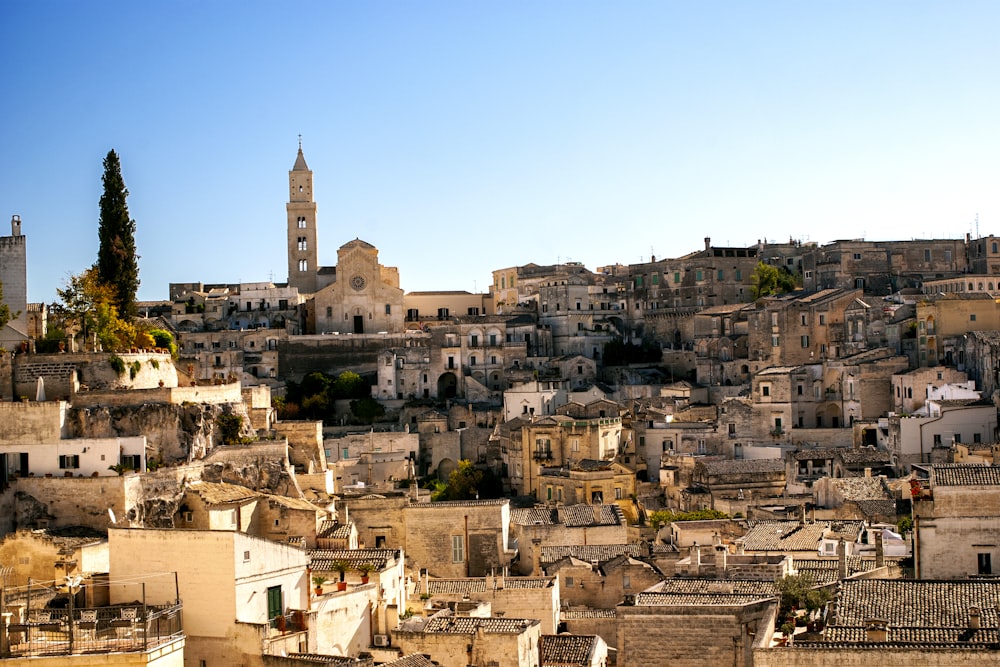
[109,354,126,375]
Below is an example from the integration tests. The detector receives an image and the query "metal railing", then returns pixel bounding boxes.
[3,602,183,658]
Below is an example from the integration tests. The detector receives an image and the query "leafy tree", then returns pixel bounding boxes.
[54,267,135,351]
[432,460,503,501]
[147,328,178,356]
[216,414,247,446]
[648,508,730,530]
[750,261,799,299]
[0,281,14,331]
[97,149,140,319]
[332,370,368,399]
[349,397,385,423]
[775,573,831,619]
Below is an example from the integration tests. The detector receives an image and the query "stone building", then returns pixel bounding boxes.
[509,504,628,576]
[393,613,541,667]
[417,572,560,635]
[0,214,29,346]
[755,579,1000,666]
[916,293,1000,366]
[616,586,775,667]
[539,634,608,667]
[912,464,1000,579]
[886,399,998,471]
[891,366,974,413]
[747,288,870,366]
[312,239,405,336]
[801,237,968,294]
[962,329,1000,396]
[966,233,1000,275]
[536,460,636,506]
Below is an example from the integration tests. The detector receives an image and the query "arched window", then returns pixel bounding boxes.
[298,259,308,272]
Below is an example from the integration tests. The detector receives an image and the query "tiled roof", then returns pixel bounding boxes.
[307,548,399,571]
[511,507,556,525]
[426,579,488,595]
[502,577,554,589]
[854,499,899,519]
[557,504,625,527]
[825,626,1000,644]
[634,592,772,606]
[286,654,373,666]
[381,655,437,667]
[408,499,509,508]
[422,616,538,634]
[701,459,786,476]
[794,556,882,585]
[541,544,646,565]
[263,493,321,512]
[828,477,893,501]
[317,520,354,539]
[932,464,1000,487]
[540,634,598,667]
[649,579,778,597]
[833,579,1000,630]
[187,481,257,505]
[838,448,891,465]
[561,609,616,619]
[740,521,826,552]
[793,448,841,461]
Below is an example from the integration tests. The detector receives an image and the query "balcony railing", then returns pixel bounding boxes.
[3,602,183,659]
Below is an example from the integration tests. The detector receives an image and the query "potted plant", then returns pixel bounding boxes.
[332,560,351,591]
[312,575,327,596]
[357,562,376,584]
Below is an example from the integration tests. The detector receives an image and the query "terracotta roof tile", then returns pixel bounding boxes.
[932,464,1000,486]
[540,634,598,667]
[541,544,646,565]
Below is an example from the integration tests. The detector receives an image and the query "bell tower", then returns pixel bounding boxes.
[287,138,318,294]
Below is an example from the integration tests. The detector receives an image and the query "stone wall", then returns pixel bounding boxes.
[754,647,1000,667]
[9,475,133,532]
[71,381,242,409]
[13,351,178,399]
[617,599,774,667]
[0,401,67,442]
[279,334,411,383]
[404,500,510,578]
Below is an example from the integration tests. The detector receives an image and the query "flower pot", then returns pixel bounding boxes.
[361,575,370,584]
[337,582,347,591]
[314,587,323,596]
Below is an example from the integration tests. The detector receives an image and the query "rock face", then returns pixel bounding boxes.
[66,402,256,464]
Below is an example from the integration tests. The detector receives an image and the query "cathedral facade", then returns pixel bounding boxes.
[285,145,404,334]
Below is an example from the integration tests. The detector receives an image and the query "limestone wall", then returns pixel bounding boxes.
[0,401,67,442]
[71,381,242,409]
[754,647,1000,667]
[10,475,132,532]
[13,351,178,399]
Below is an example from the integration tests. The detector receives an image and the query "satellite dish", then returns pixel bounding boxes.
[108,508,117,525]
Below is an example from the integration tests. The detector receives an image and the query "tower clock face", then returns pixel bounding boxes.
[350,274,367,291]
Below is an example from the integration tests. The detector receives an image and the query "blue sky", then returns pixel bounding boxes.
[1,2,998,303]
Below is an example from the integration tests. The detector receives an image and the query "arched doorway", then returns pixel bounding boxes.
[437,372,458,399]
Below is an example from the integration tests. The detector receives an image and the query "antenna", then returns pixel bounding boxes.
[976,213,980,239]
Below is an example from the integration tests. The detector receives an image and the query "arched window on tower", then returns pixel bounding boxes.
[298,259,308,272]
[298,237,307,251]
[297,217,307,229]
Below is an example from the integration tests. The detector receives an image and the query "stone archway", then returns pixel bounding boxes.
[437,372,458,399]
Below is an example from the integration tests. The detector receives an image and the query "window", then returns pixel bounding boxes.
[801,314,807,325]
[924,249,931,262]
[717,270,724,280]
[735,270,742,280]
[774,417,782,431]
[451,536,465,563]
[385,304,391,315]
[244,550,251,561]
[615,487,623,499]
[853,253,862,260]
[297,216,307,228]
[728,423,736,435]
[58,454,80,469]
[979,552,992,575]
[797,385,803,395]
[696,270,703,281]
[801,335,809,348]
[762,385,770,397]
[933,434,942,445]
[471,335,478,346]
[267,585,282,621]
[971,314,977,322]
[819,314,826,325]
[298,259,308,272]
[652,273,659,285]
[772,335,780,347]
[974,433,982,443]
[674,272,681,283]
[565,576,574,587]
[297,237,307,251]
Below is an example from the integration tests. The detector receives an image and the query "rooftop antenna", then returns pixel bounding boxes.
[976,213,980,239]
[298,134,302,150]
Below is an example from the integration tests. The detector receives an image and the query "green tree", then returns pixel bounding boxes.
[97,149,140,319]
[54,267,135,351]
[648,508,730,530]
[0,281,13,331]
[750,261,799,299]
[332,370,368,399]
[775,573,831,619]
[432,460,503,501]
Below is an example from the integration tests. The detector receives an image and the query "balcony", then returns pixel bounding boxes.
[3,601,183,659]
[532,449,554,461]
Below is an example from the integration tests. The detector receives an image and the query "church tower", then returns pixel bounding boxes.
[286,141,318,294]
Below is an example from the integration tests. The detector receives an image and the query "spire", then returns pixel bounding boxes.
[293,136,309,171]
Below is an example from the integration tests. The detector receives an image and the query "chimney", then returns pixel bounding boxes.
[714,544,728,573]
[864,467,872,478]
[837,538,847,580]
[532,538,543,576]
[11,215,21,236]
[421,568,429,597]
[865,619,888,642]
[874,530,884,569]
[969,607,982,630]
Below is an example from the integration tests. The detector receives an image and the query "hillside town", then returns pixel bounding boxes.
[3,146,1000,667]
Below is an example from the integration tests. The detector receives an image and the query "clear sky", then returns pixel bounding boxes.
[1,2,998,304]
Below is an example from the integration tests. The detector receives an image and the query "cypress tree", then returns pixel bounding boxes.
[97,149,140,318]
